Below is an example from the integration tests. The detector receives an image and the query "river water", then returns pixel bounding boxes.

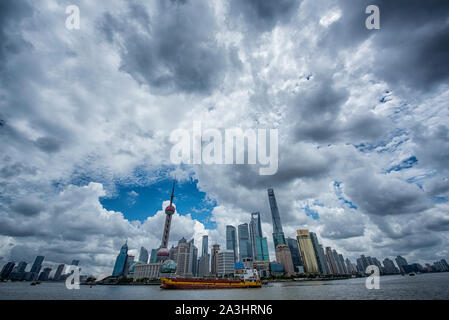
[1,273,448,300]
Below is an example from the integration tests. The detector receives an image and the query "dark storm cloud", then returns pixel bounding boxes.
[99,0,233,95]
[290,75,390,144]
[292,76,348,142]
[228,0,301,32]
[11,199,45,216]
[322,0,449,91]
[413,124,449,172]
[426,219,449,232]
[345,171,431,216]
[0,161,37,178]
[0,0,33,73]
[34,136,63,153]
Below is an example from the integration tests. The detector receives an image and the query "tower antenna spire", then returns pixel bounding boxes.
[169,180,175,206]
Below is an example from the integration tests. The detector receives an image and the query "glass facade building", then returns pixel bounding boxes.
[226,225,238,263]
[268,189,286,248]
[112,241,129,276]
[310,232,329,275]
[255,236,270,261]
[287,237,303,273]
[238,223,252,261]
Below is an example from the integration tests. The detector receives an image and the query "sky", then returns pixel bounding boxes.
[1,0,449,276]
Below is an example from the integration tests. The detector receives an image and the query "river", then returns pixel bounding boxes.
[1,273,448,300]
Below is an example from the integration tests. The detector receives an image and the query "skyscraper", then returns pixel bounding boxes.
[175,238,191,277]
[9,261,28,280]
[395,255,408,273]
[255,237,270,261]
[338,254,348,274]
[383,258,399,274]
[325,247,338,274]
[38,267,52,281]
[238,223,252,261]
[211,244,220,276]
[226,225,238,263]
[296,230,319,274]
[138,247,149,264]
[332,250,344,274]
[249,212,262,259]
[150,248,159,263]
[267,189,286,248]
[0,262,15,280]
[112,241,129,276]
[275,244,295,275]
[157,181,176,262]
[202,235,209,257]
[30,256,45,280]
[287,238,303,273]
[309,232,329,274]
[187,238,198,276]
[53,264,65,281]
[198,235,210,277]
[30,256,44,273]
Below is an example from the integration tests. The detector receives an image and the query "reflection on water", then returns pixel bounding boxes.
[1,272,448,300]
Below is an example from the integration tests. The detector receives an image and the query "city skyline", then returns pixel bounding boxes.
[2,184,449,278]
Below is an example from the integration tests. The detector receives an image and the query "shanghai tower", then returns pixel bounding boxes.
[267,188,286,248]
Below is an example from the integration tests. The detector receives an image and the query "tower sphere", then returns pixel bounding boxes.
[165,204,175,215]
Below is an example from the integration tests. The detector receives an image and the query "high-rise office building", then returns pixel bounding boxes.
[174,237,191,277]
[112,241,129,276]
[360,255,370,272]
[9,262,27,281]
[275,244,296,275]
[249,212,263,259]
[309,232,329,274]
[238,223,252,261]
[345,258,355,274]
[157,181,176,262]
[198,254,210,277]
[53,264,65,281]
[383,258,399,274]
[138,247,149,264]
[38,267,52,281]
[332,250,343,274]
[226,225,238,263]
[267,189,286,248]
[296,230,320,274]
[30,256,45,280]
[217,250,235,277]
[0,262,15,280]
[30,256,44,273]
[202,235,209,257]
[338,254,348,274]
[211,244,220,276]
[325,247,338,274]
[198,235,210,276]
[187,239,198,276]
[150,248,159,263]
[395,256,408,273]
[255,236,270,261]
[287,238,303,273]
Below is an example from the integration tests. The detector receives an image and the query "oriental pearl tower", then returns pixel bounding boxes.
[156,181,176,262]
